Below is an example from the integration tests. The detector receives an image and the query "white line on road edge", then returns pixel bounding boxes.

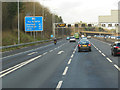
[68,59,72,65]
[62,66,68,75]
[0,61,26,74]
[0,55,42,78]
[56,81,63,90]
[0,63,26,78]
[28,52,37,55]
[114,64,120,71]
[106,58,112,63]
[2,44,53,59]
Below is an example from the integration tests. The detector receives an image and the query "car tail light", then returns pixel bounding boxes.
[88,44,91,46]
[117,52,120,54]
[78,44,81,47]
[115,46,119,49]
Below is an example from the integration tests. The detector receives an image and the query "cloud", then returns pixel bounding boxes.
[38,0,119,23]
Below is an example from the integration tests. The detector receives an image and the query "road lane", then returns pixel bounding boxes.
[2,40,78,88]
[90,38,119,66]
[61,43,118,88]
[2,39,68,70]
[2,38,119,88]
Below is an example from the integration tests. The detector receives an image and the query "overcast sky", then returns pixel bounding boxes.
[37,0,120,24]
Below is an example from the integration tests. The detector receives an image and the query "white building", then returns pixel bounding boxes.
[99,10,120,33]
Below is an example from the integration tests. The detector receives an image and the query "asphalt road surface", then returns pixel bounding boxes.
[1,38,120,89]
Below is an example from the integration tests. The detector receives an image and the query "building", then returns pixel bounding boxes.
[99,10,120,33]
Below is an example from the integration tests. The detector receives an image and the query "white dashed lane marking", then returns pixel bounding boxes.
[91,42,120,71]
[56,81,63,90]
[28,52,37,56]
[114,64,120,71]
[101,53,106,57]
[49,50,53,52]
[71,54,74,58]
[68,59,72,65]
[43,52,48,55]
[106,58,112,63]
[62,66,68,76]
[98,50,102,53]
[56,44,78,89]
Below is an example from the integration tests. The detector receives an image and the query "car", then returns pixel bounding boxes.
[111,41,120,56]
[110,36,116,39]
[81,35,85,38]
[66,37,70,40]
[82,37,87,39]
[87,36,91,39]
[116,36,120,40]
[78,40,91,52]
[105,35,109,39]
[69,36,76,42]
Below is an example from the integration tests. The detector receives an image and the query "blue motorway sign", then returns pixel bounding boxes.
[25,16,43,31]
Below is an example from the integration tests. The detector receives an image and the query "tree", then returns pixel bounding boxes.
[7,2,24,29]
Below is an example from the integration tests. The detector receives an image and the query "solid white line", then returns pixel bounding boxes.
[2,44,53,59]
[0,63,25,78]
[62,66,68,75]
[56,81,63,90]
[68,59,72,65]
[106,58,112,63]
[0,61,26,74]
[0,55,42,78]
[114,64,120,71]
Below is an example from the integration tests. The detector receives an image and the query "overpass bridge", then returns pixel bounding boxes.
[79,31,113,36]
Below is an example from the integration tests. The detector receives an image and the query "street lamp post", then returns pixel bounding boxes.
[33,1,36,41]
[18,0,20,44]
[42,0,45,39]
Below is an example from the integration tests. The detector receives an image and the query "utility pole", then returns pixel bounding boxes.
[33,1,35,41]
[42,0,45,39]
[18,0,20,44]
[52,14,55,38]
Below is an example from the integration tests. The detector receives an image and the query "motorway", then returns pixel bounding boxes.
[1,38,120,88]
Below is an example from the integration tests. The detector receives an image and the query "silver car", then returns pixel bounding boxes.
[69,36,76,42]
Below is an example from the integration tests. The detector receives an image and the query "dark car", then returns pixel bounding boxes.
[111,41,120,56]
[78,40,91,52]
